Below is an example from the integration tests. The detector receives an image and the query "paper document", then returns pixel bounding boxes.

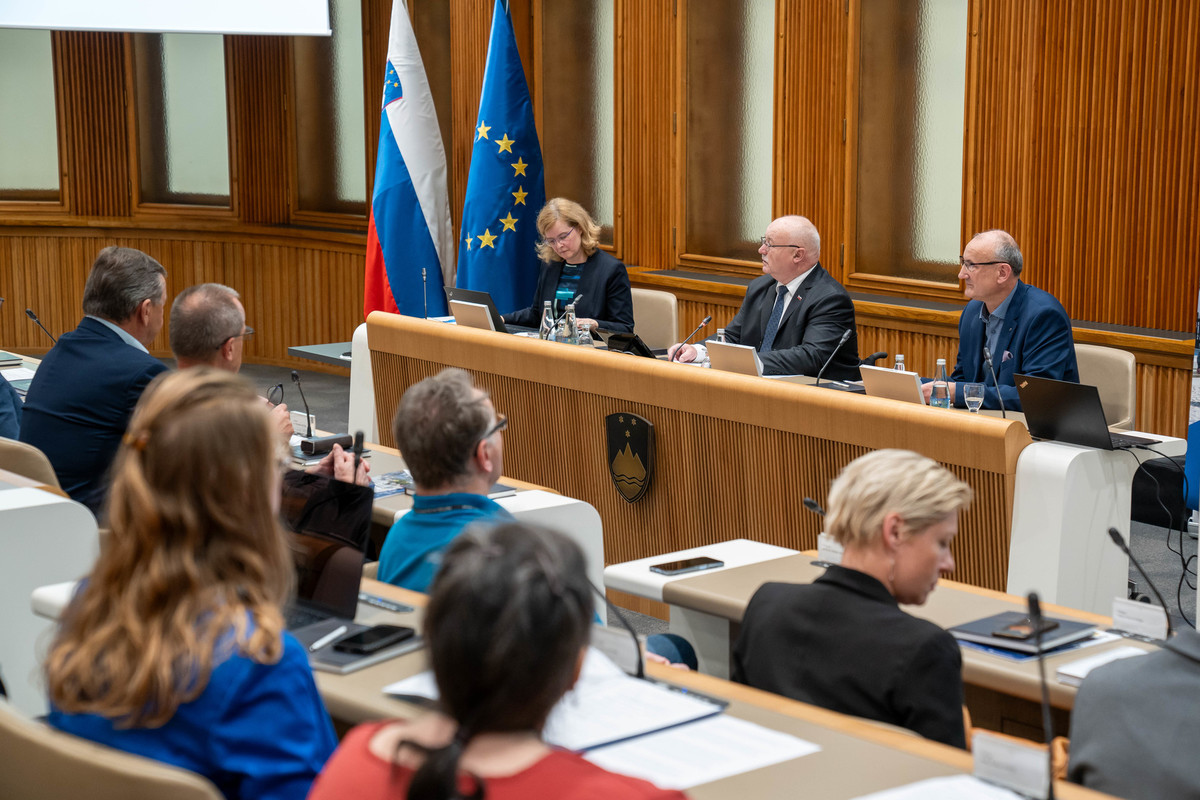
[850,775,1024,799]
[1056,645,1146,686]
[586,713,820,790]
[2,367,35,383]
[384,647,725,752]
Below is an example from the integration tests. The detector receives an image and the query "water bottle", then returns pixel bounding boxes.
[894,354,905,372]
[930,358,950,409]
[577,320,594,347]
[538,301,554,340]
[716,328,727,344]
[557,303,578,345]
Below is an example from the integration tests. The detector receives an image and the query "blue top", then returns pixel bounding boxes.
[48,631,337,800]
[0,378,21,439]
[377,492,513,593]
[554,262,584,315]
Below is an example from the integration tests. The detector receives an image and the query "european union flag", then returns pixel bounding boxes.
[455,0,545,315]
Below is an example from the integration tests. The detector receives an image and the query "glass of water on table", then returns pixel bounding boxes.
[963,382,985,413]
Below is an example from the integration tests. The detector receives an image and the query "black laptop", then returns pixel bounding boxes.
[1014,373,1160,451]
[279,470,374,632]
[443,287,509,333]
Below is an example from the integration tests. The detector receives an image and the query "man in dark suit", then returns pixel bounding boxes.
[669,215,861,379]
[21,247,169,514]
[922,229,1078,411]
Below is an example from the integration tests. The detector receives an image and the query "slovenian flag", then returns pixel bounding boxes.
[454,0,546,315]
[364,0,453,319]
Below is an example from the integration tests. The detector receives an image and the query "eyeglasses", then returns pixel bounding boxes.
[958,258,1009,272]
[543,229,577,247]
[267,383,284,406]
[759,237,801,250]
[476,413,508,445]
[226,326,255,343]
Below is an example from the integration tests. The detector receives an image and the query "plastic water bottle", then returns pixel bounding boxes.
[538,301,554,340]
[894,354,906,372]
[931,358,950,409]
[577,321,594,347]
[557,303,578,345]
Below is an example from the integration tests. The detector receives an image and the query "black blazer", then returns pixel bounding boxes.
[732,565,966,748]
[723,264,860,379]
[503,250,635,333]
[20,317,168,514]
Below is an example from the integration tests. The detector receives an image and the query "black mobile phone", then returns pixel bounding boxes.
[650,556,725,576]
[992,618,1060,640]
[332,624,416,655]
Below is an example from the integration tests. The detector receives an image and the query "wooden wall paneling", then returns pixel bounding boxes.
[228,38,289,224]
[614,0,675,270]
[55,32,131,218]
[775,0,848,277]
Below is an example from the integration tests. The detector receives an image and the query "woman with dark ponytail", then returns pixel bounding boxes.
[309,522,686,800]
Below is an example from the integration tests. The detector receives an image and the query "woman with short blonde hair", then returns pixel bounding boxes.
[734,449,973,747]
[46,368,336,800]
[503,198,635,333]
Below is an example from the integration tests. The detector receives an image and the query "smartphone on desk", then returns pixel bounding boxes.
[650,556,724,576]
[333,624,416,655]
[992,617,1059,640]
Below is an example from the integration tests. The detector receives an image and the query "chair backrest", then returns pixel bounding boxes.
[0,436,61,490]
[0,700,224,800]
[630,288,679,351]
[1073,343,1136,430]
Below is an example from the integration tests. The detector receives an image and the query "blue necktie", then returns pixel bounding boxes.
[759,284,789,353]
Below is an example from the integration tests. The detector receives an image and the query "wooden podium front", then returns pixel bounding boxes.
[367,313,1031,613]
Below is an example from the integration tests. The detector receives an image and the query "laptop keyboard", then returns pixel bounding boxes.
[285,605,328,630]
[1110,432,1160,450]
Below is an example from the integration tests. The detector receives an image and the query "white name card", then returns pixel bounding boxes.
[972,730,1051,800]
[1111,596,1169,640]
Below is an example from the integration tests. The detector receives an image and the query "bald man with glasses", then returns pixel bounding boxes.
[921,229,1078,411]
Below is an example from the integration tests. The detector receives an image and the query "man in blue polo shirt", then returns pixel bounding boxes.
[377,367,512,592]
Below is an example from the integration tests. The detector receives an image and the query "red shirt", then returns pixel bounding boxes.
[308,722,688,800]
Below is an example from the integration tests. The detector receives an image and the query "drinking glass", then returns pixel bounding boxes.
[964,383,985,413]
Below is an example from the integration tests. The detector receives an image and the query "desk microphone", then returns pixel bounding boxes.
[814,329,852,385]
[1027,592,1056,800]
[421,268,428,319]
[670,315,712,362]
[982,346,1007,419]
[802,497,825,517]
[25,308,57,345]
[590,581,644,679]
[291,370,313,439]
[1108,527,1174,639]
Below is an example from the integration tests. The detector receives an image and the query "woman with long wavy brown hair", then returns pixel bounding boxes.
[45,367,336,800]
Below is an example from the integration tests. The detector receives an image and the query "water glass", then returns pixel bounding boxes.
[964,383,985,413]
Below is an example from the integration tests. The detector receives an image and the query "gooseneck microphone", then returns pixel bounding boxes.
[291,370,313,439]
[421,268,428,319]
[26,308,57,345]
[670,315,713,362]
[1027,592,1056,800]
[1108,527,1174,639]
[590,581,645,679]
[814,329,852,385]
[550,294,585,330]
[982,346,1007,419]
[802,497,826,517]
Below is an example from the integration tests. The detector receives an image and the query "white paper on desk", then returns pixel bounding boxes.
[849,774,1024,799]
[383,648,725,753]
[585,714,820,790]
[2,367,35,383]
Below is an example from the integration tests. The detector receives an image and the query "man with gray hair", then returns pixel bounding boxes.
[169,283,293,437]
[669,215,861,379]
[376,367,513,592]
[21,246,170,513]
[922,229,1078,411]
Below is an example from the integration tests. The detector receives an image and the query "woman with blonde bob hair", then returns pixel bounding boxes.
[45,368,336,800]
[733,449,972,748]
[503,198,635,333]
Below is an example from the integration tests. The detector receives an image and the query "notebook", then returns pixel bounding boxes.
[1014,373,1160,450]
[859,364,926,405]
[443,287,508,332]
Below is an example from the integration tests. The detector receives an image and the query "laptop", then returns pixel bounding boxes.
[444,287,508,332]
[707,341,765,376]
[449,299,497,332]
[279,470,374,632]
[860,364,926,405]
[1014,373,1160,450]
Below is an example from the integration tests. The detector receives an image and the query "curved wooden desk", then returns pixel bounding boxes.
[367,313,1031,611]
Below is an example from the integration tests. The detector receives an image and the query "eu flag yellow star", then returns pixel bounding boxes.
[476,121,491,140]
[477,228,497,249]
[512,186,528,205]
[463,232,473,250]
[499,213,518,232]
[496,134,514,154]
[511,157,528,177]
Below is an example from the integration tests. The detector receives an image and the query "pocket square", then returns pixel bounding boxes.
[1001,350,1013,362]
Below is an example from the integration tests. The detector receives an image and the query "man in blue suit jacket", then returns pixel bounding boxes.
[21,247,169,514]
[923,230,1078,411]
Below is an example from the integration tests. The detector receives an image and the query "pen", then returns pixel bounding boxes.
[309,625,348,653]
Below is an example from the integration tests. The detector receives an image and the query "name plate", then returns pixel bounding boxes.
[972,730,1051,800]
[1111,596,1169,640]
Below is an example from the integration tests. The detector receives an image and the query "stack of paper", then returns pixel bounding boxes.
[1056,646,1147,687]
